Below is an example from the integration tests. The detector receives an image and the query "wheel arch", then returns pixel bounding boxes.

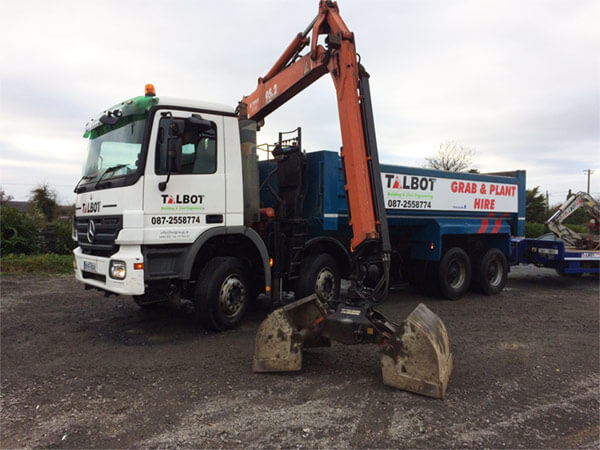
[302,236,351,277]
[181,226,271,291]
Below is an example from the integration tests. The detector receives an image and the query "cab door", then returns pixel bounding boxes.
[143,109,226,244]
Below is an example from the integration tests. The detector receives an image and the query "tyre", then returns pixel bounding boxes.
[194,257,250,331]
[474,248,508,295]
[438,247,471,300]
[295,253,340,304]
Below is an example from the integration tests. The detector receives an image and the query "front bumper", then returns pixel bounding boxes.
[73,246,145,296]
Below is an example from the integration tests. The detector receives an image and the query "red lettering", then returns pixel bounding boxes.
[451,181,458,193]
[489,184,517,196]
[473,198,496,210]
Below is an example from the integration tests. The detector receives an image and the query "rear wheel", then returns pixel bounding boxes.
[438,247,471,300]
[295,253,340,304]
[194,257,250,331]
[474,248,508,295]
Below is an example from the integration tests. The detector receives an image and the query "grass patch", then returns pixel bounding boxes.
[1,254,73,275]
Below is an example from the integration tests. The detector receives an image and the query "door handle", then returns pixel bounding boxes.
[206,214,223,224]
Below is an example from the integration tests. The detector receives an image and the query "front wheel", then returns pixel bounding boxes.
[438,247,471,300]
[474,248,508,295]
[295,253,341,304]
[194,257,250,331]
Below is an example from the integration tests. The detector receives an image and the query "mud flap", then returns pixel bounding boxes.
[380,303,452,399]
[253,295,330,372]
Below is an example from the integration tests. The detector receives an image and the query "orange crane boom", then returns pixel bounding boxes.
[240,0,389,255]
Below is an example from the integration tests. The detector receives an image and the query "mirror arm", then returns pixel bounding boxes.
[158,111,174,192]
[158,173,171,192]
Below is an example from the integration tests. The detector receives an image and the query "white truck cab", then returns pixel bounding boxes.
[73,90,271,328]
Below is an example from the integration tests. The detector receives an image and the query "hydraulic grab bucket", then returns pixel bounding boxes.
[253,295,331,373]
[253,296,452,399]
[379,303,452,399]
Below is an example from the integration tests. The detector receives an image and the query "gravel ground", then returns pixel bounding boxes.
[1,266,598,448]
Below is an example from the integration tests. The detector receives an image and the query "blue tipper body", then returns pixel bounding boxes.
[259,150,526,263]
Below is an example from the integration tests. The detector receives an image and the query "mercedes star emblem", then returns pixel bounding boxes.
[87,220,96,244]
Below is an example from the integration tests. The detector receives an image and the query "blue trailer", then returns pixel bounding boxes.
[260,150,526,300]
[510,237,600,276]
[509,191,600,276]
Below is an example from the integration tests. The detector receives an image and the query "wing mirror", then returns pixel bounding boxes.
[166,135,183,173]
[158,113,184,192]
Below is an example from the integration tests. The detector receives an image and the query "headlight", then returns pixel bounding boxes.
[109,260,127,280]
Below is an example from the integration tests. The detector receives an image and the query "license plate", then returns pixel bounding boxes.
[83,260,97,272]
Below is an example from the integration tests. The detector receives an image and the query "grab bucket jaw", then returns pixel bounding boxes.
[253,295,330,373]
[380,303,452,399]
[253,297,452,399]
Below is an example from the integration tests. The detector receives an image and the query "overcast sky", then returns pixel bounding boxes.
[1,0,598,205]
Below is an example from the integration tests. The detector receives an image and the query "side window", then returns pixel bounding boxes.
[155,116,217,175]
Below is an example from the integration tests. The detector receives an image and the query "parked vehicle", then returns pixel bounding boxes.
[511,191,600,276]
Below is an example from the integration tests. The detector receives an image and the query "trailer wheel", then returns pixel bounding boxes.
[474,248,508,295]
[438,247,471,300]
[194,257,249,331]
[295,253,340,304]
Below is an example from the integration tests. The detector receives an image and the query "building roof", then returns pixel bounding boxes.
[5,201,31,213]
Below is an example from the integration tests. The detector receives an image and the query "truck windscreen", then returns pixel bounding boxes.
[79,116,146,190]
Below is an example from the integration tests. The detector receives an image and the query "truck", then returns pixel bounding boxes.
[258,146,526,301]
[510,191,600,276]
[74,0,456,397]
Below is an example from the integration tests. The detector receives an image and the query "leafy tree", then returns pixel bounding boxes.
[0,205,42,255]
[30,183,58,222]
[425,141,477,172]
[54,219,77,254]
[525,186,547,223]
[525,222,545,238]
[0,187,13,205]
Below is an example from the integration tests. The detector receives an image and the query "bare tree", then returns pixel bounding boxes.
[425,141,477,172]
